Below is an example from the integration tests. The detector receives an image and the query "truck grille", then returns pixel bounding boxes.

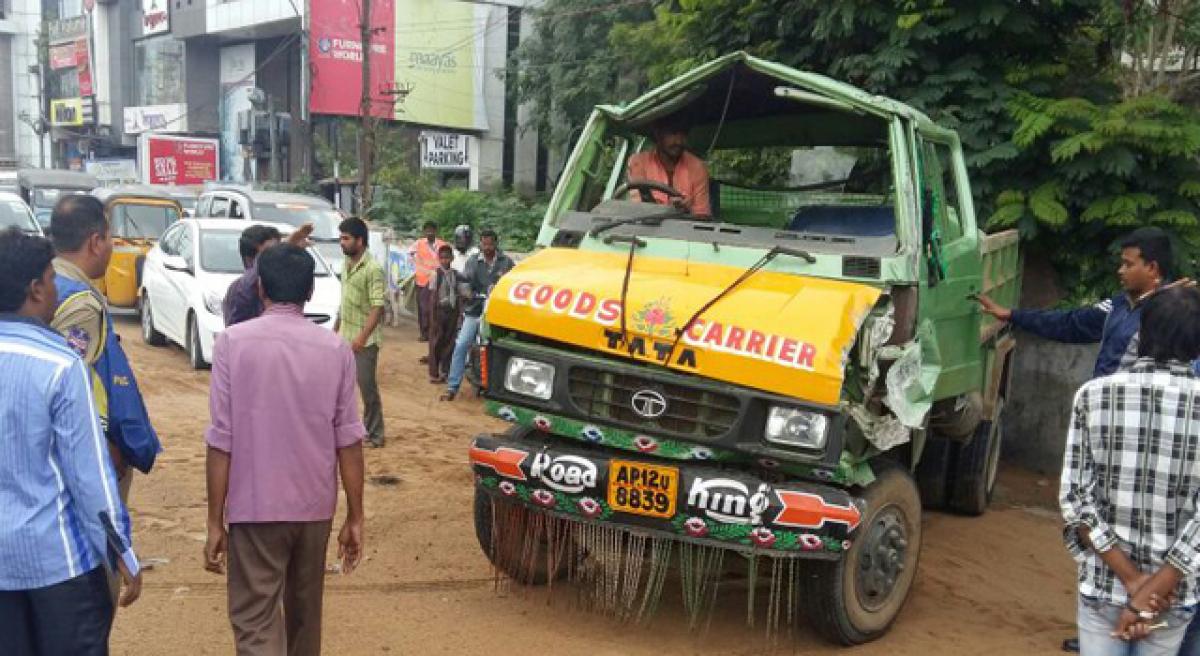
[567,366,741,439]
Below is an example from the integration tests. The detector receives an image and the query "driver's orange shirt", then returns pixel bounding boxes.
[627,150,711,217]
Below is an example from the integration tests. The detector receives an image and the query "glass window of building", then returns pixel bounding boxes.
[134,38,185,106]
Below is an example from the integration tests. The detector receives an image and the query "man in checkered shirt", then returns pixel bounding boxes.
[1060,285,1200,654]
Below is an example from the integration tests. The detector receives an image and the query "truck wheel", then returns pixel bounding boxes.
[473,486,567,585]
[915,432,951,511]
[947,401,1004,516]
[801,466,921,645]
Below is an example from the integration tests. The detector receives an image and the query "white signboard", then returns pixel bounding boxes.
[420,132,471,171]
[124,104,188,135]
[85,159,139,187]
[142,0,169,36]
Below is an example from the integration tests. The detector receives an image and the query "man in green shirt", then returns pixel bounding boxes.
[334,218,386,448]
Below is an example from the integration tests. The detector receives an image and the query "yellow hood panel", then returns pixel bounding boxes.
[487,249,882,406]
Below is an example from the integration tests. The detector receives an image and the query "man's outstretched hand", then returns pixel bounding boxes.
[975,293,1012,322]
[287,223,316,248]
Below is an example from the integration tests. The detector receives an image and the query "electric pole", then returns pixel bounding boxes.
[358,0,375,215]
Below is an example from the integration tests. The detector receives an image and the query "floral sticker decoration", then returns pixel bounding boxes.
[581,425,605,443]
[634,435,659,453]
[750,527,777,548]
[498,481,517,497]
[532,415,553,432]
[690,447,714,460]
[798,533,824,551]
[683,517,709,538]
[532,489,556,507]
[577,497,602,518]
[632,297,675,339]
[496,406,518,422]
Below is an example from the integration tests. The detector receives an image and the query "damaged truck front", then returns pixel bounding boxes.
[468,53,1020,645]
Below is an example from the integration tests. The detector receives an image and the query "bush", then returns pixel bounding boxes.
[369,184,547,253]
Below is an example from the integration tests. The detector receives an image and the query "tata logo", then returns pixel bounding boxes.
[318,37,332,54]
[687,477,771,525]
[630,389,668,419]
[530,453,597,494]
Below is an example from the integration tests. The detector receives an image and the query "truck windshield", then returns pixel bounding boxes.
[604,144,895,241]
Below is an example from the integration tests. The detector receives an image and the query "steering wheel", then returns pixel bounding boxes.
[613,178,685,204]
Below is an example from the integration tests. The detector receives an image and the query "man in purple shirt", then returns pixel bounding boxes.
[222,223,313,327]
[203,243,365,655]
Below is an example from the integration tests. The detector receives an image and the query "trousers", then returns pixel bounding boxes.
[0,566,114,656]
[354,344,384,446]
[227,521,333,656]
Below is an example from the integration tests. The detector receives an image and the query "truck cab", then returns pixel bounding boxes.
[469,53,1019,644]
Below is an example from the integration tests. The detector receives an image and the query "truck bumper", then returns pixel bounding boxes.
[470,429,863,559]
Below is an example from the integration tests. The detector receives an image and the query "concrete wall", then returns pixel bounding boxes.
[171,0,207,39]
[1001,331,1098,476]
[11,0,45,167]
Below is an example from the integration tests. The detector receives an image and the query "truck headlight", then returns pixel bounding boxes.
[504,357,555,400]
[204,291,224,316]
[765,407,828,450]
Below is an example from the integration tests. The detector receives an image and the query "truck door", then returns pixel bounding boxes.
[916,132,983,399]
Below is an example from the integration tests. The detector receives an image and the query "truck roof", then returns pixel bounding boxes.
[597,52,940,148]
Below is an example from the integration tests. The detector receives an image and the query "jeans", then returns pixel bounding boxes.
[1181,614,1200,656]
[446,314,481,393]
[0,566,114,655]
[1078,595,1194,656]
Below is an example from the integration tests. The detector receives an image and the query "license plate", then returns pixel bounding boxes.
[607,460,678,519]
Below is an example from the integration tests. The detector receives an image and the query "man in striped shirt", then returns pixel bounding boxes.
[0,228,142,654]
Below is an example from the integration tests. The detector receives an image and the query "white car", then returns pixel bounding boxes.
[138,218,341,369]
[0,192,41,236]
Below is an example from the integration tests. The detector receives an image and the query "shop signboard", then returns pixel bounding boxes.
[76,38,93,97]
[140,134,219,186]
[49,42,77,70]
[308,0,394,119]
[49,16,88,44]
[142,0,169,36]
[86,159,139,187]
[51,98,89,127]
[124,104,188,135]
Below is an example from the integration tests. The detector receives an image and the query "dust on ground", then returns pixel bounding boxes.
[110,316,1076,655]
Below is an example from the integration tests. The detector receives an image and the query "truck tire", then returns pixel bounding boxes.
[915,433,951,511]
[473,486,567,585]
[946,400,1004,516]
[800,465,921,645]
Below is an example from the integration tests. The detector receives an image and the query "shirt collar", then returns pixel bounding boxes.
[1128,357,1195,377]
[344,253,369,275]
[0,312,49,328]
[263,303,305,318]
[53,257,95,288]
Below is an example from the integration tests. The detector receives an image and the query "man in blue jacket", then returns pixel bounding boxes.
[977,226,1172,654]
[977,227,1172,379]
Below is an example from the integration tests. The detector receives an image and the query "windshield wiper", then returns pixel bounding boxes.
[589,208,693,238]
[664,246,815,364]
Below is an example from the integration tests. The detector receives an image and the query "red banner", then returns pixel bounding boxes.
[49,43,76,70]
[146,136,219,185]
[75,38,93,97]
[308,0,395,118]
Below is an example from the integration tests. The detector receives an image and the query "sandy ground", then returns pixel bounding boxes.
[109,315,1078,655]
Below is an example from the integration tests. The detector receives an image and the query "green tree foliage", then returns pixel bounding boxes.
[509,0,655,147]
[517,0,1200,300]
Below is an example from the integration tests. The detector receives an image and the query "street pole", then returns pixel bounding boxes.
[358,0,374,216]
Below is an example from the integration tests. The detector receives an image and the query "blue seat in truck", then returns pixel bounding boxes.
[787,205,895,237]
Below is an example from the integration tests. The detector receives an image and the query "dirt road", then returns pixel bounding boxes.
[110,316,1076,655]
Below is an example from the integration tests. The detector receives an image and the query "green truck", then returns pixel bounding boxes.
[468,52,1021,644]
